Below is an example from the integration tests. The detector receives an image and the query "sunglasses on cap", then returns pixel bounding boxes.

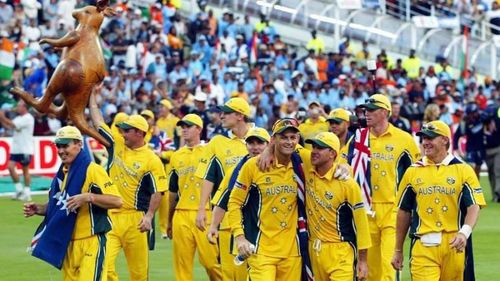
[364,98,386,105]
[272,118,300,132]
[421,123,437,131]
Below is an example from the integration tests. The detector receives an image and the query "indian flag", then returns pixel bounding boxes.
[0,38,15,81]
[459,26,469,81]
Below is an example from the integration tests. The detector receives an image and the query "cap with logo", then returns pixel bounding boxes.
[160,99,173,110]
[55,126,83,144]
[416,120,451,139]
[305,132,340,153]
[360,94,391,111]
[117,114,149,132]
[177,113,203,128]
[327,108,351,123]
[245,127,271,143]
[140,109,154,120]
[271,118,300,135]
[217,97,251,117]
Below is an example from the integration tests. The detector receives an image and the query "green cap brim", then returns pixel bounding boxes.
[305,139,331,149]
[359,103,384,110]
[416,130,441,138]
[116,122,135,130]
[327,117,346,123]
[245,135,268,143]
[217,105,237,114]
[54,138,75,145]
[273,126,300,135]
[176,120,199,127]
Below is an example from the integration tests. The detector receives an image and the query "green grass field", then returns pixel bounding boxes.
[0,177,498,280]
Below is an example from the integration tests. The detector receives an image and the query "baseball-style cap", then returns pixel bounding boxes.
[117,114,149,132]
[327,108,351,123]
[177,113,203,128]
[305,132,340,152]
[218,97,251,117]
[55,126,83,144]
[140,109,154,120]
[160,99,173,109]
[416,120,451,139]
[359,94,391,111]
[271,118,300,135]
[308,101,321,108]
[245,127,271,143]
[113,112,129,125]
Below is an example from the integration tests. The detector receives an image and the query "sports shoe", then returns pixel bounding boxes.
[161,234,169,239]
[19,191,32,202]
[11,191,22,200]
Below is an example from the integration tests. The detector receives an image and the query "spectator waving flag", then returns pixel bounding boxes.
[0,36,15,80]
[348,128,374,216]
[248,32,258,65]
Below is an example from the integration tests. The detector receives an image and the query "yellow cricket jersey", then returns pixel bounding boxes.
[298,117,329,147]
[168,144,209,210]
[61,163,121,240]
[156,113,180,141]
[396,155,486,237]
[228,156,300,258]
[342,124,420,203]
[98,124,168,212]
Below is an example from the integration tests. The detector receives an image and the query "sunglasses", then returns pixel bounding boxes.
[422,123,437,131]
[55,143,70,149]
[328,119,342,125]
[272,118,299,132]
[364,98,386,105]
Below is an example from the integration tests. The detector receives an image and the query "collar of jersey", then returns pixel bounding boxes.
[371,123,395,138]
[272,155,293,168]
[309,162,337,180]
[420,154,455,166]
[227,123,255,140]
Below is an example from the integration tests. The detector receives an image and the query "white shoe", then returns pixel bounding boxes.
[11,191,22,200]
[161,234,168,239]
[20,192,31,202]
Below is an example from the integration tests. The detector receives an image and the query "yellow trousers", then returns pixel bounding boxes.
[62,234,107,281]
[219,229,248,281]
[247,254,301,281]
[158,193,169,237]
[308,240,355,281]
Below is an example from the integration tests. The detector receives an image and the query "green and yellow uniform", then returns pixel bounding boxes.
[62,163,121,281]
[228,156,301,281]
[99,124,167,281]
[195,131,249,281]
[169,144,222,281]
[396,155,486,281]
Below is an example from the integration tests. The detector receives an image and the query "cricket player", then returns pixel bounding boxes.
[89,94,168,281]
[304,132,371,281]
[195,97,253,281]
[167,114,222,281]
[24,126,122,281]
[326,108,352,161]
[392,120,486,281]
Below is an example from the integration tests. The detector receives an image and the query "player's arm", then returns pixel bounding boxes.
[167,166,179,239]
[195,143,217,231]
[228,161,253,258]
[347,180,371,250]
[89,87,105,128]
[139,158,168,232]
[391,172,415,271]
[207,206,225,244]
[0,110,16,129]
[23,202,48,217]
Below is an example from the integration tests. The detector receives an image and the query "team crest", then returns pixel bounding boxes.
[447,177,456,185]
[133,162,141,170]
[226,149,231,156]
[265,177,271,183]
[325,191,333,200]
[308,178,313,184]
[416,178,423,184]
[385,144,394,152]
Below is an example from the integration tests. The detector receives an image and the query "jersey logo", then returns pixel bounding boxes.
[235,182,247,190]
[324,191,333,200]
[416,178,423,185]
[308,178,313,184]
[200,159,207,164]
[385,144,394,152]
[265,177,271,183]
[447,177,456,185]
[133,162,141,170]
[226,149,231,156]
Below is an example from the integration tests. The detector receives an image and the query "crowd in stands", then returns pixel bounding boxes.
[0,0,499,142]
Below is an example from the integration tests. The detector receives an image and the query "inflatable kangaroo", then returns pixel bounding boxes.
[10,0,115,147]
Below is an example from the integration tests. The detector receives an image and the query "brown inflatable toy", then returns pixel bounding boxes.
[9,0,115,147]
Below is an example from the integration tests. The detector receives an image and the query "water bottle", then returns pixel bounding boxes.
[234,244,255,265]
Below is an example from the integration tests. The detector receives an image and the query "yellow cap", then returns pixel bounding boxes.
[327,108,351,123]
[177,113,203,128]
[218,97,251,117]
[360,94,391,111]
[140,109,155,120]
[245,127,271,143]
[271,118,300,135]
[305,132,340,152]
[117,114,149,132]
[417,120,451,139]
[113,112,129,124]
[160,99,173,109]
[55,126,83,144]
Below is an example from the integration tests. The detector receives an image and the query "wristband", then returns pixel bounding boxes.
[458,224,472,239]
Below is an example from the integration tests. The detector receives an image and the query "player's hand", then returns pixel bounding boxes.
[67,193,91,212]
[357,260,368,281]
[23,202,38,217]
[391,250,404,271]
[235,235,253,259]
[207,225,219,244]
[138,214,153,232]
[334,163,350,180]
[450,233,467,252]
[257,145,274,172]
[166,223,173,239]
[195,209,207,231]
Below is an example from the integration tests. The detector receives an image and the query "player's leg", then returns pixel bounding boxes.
[218,229,241,281]
[276,255,301,281]
[75,234,107,281]
[410,239,440,281]
[172,210,197,281]
[247,254,278,281]
[194,212,222,281]
[158,194,169,238]
[7,158,22,199]
[62,240,79,281]
[379,204,397,281]
[366,214,381,281]
[20,155,32,201]
[106,214,124,281]
[122,212,149,281]
[441,233,465,281]
[308,240,329,281]
[330,242,355,281]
